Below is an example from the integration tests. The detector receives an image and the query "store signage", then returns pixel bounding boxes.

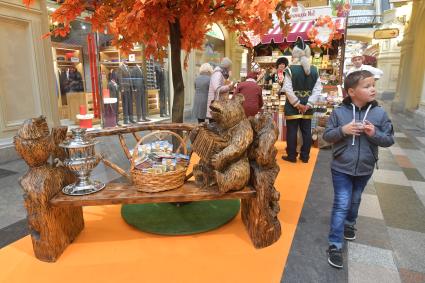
[288,4,332,23]
[128,54,136,62]
[373,28,399,39]
[70,57,79,63]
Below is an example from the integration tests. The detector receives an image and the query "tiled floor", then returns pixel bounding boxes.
[0,168,17,178]
[283,111,425,283]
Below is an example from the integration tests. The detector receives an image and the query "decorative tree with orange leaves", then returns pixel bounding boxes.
[29,0,295,123]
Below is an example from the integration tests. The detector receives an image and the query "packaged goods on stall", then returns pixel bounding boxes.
[131,140,190,174]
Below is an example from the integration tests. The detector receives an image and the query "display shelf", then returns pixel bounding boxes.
[100,61,144,65]
[255,61,276,66]
[57,60,79,65]
[147,89,159,114]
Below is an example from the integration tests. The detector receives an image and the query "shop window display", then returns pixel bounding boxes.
[99,46,170,125]
[49,14,171,128]
[51,20,96,125]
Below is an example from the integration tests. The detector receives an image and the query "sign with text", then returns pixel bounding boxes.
[288,4,332,23]
[373,28,399,39]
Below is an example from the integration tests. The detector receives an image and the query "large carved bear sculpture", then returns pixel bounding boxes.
[191,95,253,193]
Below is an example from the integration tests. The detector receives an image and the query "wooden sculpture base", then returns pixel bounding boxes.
[20,166,84,262]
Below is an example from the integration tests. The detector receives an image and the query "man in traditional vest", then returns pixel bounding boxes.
[281,38,322,163]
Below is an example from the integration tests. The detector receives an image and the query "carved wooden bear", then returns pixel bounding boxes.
[191,95,253,193]
[242,112,281,248]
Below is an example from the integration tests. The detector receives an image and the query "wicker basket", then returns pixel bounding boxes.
[130,130,188,193]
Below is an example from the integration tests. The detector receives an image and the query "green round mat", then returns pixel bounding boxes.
[121,200,240,235]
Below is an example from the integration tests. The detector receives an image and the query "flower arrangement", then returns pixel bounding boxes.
[330,0,351,17]
[308,16,343,49]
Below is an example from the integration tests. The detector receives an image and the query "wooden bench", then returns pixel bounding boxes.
[16,119,281,262]
[50,181,256,207]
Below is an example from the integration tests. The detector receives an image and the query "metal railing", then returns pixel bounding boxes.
[347,15,382,27]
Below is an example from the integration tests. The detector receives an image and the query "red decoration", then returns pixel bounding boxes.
[79,105,87,115]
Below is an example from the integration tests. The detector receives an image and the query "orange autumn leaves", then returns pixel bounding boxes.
[36,0,295,63]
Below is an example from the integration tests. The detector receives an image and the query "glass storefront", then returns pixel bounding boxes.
[47,1,171,129]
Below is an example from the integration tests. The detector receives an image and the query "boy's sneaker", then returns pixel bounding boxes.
[344,225,356,241]
[327,245,343,269]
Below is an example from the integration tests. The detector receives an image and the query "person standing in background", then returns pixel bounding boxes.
[206,57,235,121]
[265,57,289,87]
[348,53,383,79]
[234,72,263,117]
[192,63,213,123]
[281,38,322,163]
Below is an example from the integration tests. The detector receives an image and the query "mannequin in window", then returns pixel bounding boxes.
[58,68,70,105]
[164,66,170,116]
[117,61,135,124]
[130,65,150,122]
[155,63,168,117]
[107,69,120,125]
[68,67,84,92]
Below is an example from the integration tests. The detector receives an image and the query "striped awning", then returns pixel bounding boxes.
[242,17,346,46]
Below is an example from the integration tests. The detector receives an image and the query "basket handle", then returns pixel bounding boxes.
[130,130,188,171]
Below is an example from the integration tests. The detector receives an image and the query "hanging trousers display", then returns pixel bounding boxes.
[164,70,170,115]
[117,64,134,124]
[130,66,149,122]
[107,79,120,123]
[155,65,168,117]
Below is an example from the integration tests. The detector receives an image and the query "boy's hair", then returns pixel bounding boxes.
[344,70,374,92]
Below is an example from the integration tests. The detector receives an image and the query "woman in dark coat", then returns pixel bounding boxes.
[193,63,213,123]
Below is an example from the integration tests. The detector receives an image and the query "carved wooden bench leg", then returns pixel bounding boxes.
[20,166,84,262]
[241,163,281,249]
[15,117,84,262]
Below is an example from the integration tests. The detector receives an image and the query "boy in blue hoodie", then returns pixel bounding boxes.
[323,70,394,268]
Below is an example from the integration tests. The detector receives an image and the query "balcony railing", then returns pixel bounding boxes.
[347,15,383,27]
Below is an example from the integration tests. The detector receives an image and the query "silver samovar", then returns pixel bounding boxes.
[60,128,105,196]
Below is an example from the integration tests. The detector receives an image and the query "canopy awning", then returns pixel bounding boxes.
[242,17,346,47]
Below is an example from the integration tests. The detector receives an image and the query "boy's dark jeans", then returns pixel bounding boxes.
[328,169,372,249]
[286,118,312,160]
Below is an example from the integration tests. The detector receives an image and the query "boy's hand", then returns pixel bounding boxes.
[342,120,362,136]
[363,120,376,137]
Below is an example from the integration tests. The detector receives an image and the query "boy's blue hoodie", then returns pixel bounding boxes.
[323,97,394,176]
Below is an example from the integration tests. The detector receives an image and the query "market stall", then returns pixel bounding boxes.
[240,5,348,144]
